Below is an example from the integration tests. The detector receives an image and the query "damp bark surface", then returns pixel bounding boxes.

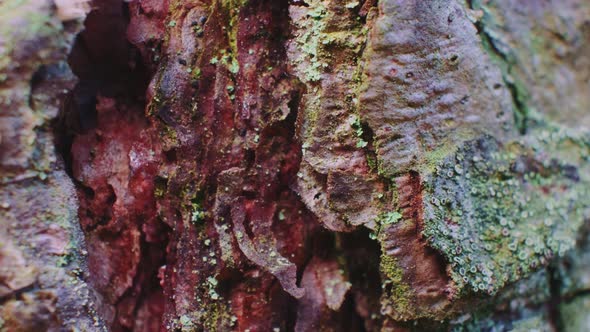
[1,0,590,331]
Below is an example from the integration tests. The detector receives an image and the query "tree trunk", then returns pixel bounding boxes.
[1,0,589,331]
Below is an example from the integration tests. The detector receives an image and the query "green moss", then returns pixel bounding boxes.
[380,254,414,319]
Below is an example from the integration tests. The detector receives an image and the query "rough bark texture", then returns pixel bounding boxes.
[0,0,106,331]
[1,0,589,331]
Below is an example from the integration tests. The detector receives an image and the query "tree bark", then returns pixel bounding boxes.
[1,0,589,331]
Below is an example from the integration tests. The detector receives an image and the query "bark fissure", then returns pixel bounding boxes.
[54,1,168,330]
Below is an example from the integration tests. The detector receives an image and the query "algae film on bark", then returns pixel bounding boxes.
[0,0,589,331]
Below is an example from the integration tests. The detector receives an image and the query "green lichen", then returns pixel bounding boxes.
[228,57,239,75]
[183,276,235,332]
[220,0,248,52]
[351,115,369,148]
[291,1,328,83]
[183,190,209,225]
[56,242,75,267]
[190,202,207,223]
[213,0,245,78]
[377,211,403,226]
[422,124,590,295]
[293,7,366,82]
[178,315,192,329]
[175,299,233,332]
[167,228,233,330]
[210,49,240,80]
[288,0,369,167]
[450,310,550,332]
[206,276,220,300]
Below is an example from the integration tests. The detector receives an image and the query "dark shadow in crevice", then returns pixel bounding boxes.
[51,1,166,331]
[337,228,383,331]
